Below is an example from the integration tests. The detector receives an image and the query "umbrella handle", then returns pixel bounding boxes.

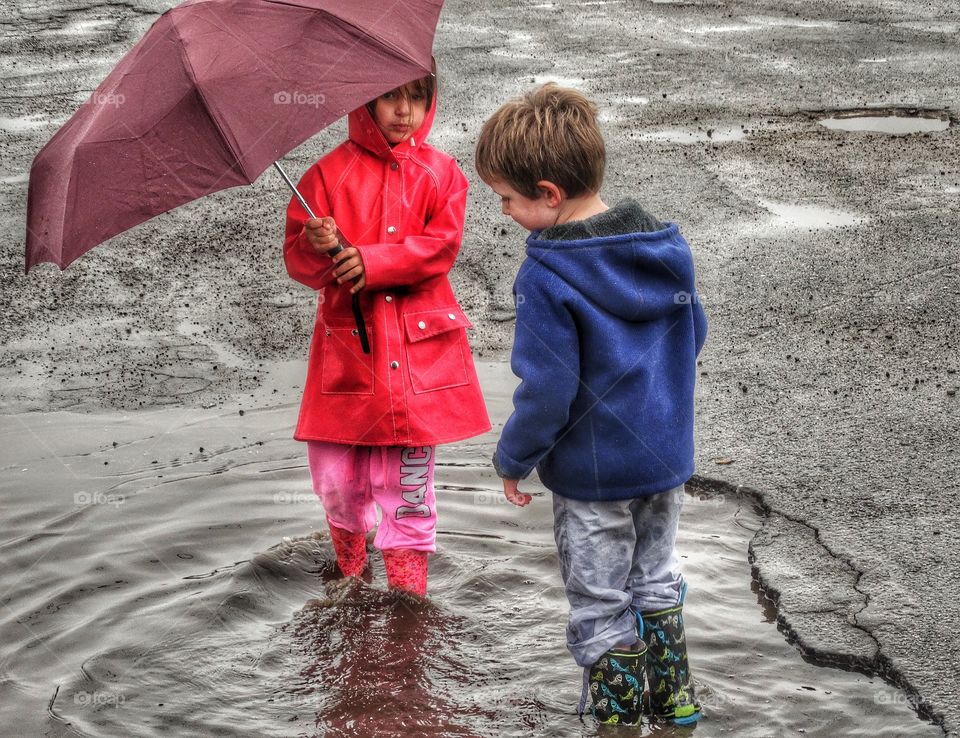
[352,294,370,353]
[274,161,369,353]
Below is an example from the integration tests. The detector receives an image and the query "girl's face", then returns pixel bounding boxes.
[372,85,428,145]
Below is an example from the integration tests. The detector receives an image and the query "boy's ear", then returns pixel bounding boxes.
[536,180,566,208]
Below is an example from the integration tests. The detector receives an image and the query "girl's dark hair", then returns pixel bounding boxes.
[367,72,436,115]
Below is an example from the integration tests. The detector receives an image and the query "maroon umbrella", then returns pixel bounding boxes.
[25,0,443,272]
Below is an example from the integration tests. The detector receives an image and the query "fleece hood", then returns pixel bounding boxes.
[525,215,698,323]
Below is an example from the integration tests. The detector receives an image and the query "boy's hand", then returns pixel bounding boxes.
[502,478,532,507]
[304,216,340,255]
[332,248,366,294]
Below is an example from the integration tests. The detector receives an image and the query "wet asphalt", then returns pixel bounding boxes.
[1,0,958,733]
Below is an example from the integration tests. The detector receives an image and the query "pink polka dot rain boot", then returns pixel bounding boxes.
[328,523,367,578]
[381,548,428,597]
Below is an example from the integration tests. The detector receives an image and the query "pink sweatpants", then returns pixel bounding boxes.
[307,441,437,552]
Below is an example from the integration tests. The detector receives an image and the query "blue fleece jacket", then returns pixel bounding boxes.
[494,206,708,501]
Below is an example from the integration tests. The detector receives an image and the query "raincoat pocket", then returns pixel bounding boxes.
[320,326,374,395]
[403,307,472,394]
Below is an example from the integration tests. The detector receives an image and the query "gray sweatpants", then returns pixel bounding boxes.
[552,484,685,667]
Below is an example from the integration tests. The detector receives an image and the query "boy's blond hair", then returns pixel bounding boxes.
[475,83,605,199]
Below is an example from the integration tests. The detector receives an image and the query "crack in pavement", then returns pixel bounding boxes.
[691,475,947,734]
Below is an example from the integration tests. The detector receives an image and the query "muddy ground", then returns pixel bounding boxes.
[1,0,958,733]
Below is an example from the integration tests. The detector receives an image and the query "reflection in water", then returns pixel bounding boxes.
[290,584,488,737]
[751,578,780,624]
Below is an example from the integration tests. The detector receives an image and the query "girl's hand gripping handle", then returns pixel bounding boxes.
[304,217,342,257]
[304,217,365,293]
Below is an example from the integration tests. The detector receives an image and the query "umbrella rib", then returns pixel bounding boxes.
[168,10,250,181]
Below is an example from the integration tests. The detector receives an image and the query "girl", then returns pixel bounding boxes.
[282,71,490,597]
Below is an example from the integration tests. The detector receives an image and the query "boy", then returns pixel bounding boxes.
[475,83,708,726]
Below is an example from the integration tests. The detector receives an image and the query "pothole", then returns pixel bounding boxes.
[758,198,865,230]
[816,108,951,135]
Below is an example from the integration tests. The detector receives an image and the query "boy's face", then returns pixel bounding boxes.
[488,180,558,232]
[372,85,428,145]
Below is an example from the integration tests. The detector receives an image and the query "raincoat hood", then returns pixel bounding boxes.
[347,74,437,161]
[525,216,698,324]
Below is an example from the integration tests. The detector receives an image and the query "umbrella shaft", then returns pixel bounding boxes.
[274,162,367,354]
[273,161,316,219]
[274,161,343,256]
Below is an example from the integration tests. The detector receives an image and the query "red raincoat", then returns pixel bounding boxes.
[283,92,491,446]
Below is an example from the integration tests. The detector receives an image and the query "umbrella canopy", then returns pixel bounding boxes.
[25,0,443,271]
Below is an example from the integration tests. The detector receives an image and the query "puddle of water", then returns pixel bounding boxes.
[505,30,534,43]
[744,15,837,28]
[0,362,940,736]
[684,16,836,33]
[819,114,950,135]
[894,20,960,34]
[683,23,756,34]
[35,18,115,37]
[64,19,115,35]
[612,95,651,105]
[491,48,537,59]
[638,125,747,144]
[758,198,865,229]
[532,74,586,88]
[0,114,52,133]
